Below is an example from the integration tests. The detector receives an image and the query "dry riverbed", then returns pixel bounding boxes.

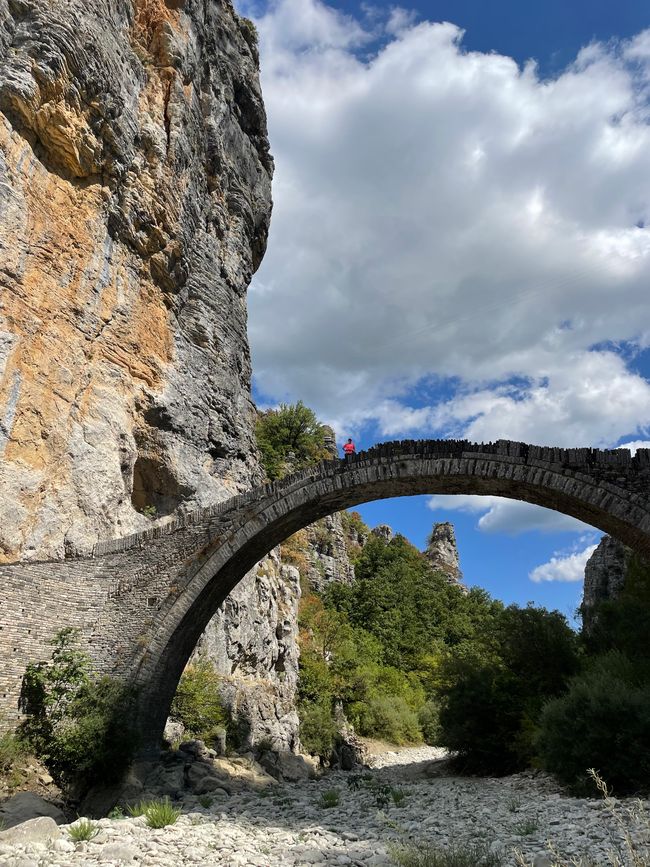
[1,745,649,866]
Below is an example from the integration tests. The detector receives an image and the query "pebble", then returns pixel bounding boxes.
[0,746,648,865]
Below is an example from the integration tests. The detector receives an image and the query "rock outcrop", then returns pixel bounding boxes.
[581,535,630,633]
[305,513,358,593]
[425,522,465,589]
[192,551,301,752]
[0,0,272,561]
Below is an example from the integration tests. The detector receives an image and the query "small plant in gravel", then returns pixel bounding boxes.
[126,799,150,817]
[142,797,181,828]
[389,840,504,866]
[391,787,408,807]
[198,795,213,809]
[506,796,523,813]
[107,805,124,819]
[68,818,100,842]
[512,817,539,836]
[319,788,340,808]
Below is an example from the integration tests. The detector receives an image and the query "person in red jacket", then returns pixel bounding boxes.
[343,438,356,460]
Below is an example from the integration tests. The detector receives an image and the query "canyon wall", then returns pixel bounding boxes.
[0,0,272,561]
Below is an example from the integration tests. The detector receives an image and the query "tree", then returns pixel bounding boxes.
[255,401,331,480]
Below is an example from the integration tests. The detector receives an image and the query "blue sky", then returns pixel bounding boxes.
[240,0,650,621]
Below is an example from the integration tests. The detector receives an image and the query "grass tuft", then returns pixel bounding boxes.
[319,788,340,808]
[68,818,99,842]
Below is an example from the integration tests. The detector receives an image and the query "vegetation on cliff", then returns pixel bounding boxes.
[256,401,332,480]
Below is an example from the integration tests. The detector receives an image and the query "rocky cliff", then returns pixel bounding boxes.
[0,0,272,561]
[425,522,465,589]
[581,535,630,633]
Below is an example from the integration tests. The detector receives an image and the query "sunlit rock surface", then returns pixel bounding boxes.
[0,0,272,561]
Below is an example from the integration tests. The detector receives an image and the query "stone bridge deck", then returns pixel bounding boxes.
[2,438,649,751]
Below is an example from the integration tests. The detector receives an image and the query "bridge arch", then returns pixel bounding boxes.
[116,439,650,753]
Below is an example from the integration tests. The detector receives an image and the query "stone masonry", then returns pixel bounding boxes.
[2,438,650,756]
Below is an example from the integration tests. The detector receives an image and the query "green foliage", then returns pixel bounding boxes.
[298,532,501,756]
[537,652,650,794]
[389,841,503,866]
[169,659,228,744]
[0,729,26,772]
[318,788,340,808]
[353,694,420,744]
[298,699,338,757]
[437,605,580,774]
[142,797,181,828]
[19,628,137,788]
[68,818,99,842]
[198,795,213,809]
[418,700,441,745]
[255,401,330,480]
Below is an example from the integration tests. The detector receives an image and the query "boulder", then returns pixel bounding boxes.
[0,816,61,844]
[0,792,66,829]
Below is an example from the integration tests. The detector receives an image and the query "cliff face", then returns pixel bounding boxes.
[582,535,630,633]
[193,551,302,752]
[425,522,465,589]
[0,0,272,561]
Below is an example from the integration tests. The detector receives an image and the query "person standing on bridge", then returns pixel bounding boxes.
[343,438,356,461]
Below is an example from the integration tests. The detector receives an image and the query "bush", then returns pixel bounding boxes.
[169,660,227,744]
[437,605,580,775]
[0,730,26,772]
[355,694,420,744]
[19,628,137,788]
[256,401,330,480]
[418,700,441,745]
[298,699,338,757]
[537,652,650,794]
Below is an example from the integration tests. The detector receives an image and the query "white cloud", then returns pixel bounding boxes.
[618,439,650,454]
[427,494,592,535]
[242,0,650,445]
[529,543,599,583]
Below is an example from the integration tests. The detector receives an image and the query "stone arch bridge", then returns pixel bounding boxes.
[2,438,650,753]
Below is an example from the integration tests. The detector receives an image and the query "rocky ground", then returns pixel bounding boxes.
[1,745,649,866]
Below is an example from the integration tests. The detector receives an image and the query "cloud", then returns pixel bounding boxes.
[243,0,650,445]
[529,542,599,583]
[618,439,650,454]
[427,495,592,535]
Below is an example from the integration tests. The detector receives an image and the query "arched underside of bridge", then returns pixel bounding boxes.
[121,441,650,753]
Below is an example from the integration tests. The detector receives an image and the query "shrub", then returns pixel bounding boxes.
[437,605,580,775]
[298,699,338,757]
[68,818,99,842]
[169,660,227,744]
[418,700,441,745]
[19,628,137,789]
[0,730,26,772]
[256,401,329,480]
[536,652,650,794]
[355,694,420,744]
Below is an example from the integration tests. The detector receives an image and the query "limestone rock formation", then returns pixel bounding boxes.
[581,535,630,633]
[305,513,357,593]
[425,522,464,588]
[193,551,301,753]
[0,0,272,561]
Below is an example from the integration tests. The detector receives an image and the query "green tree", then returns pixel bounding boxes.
[437,604,580,774]
[255,401,330,480]
[170,660,228,743]
[19,628,136,788]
